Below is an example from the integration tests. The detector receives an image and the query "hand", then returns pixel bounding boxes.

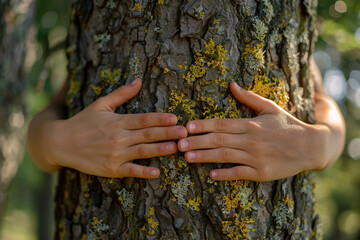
[178,82,328,182]
[41,78,187,178]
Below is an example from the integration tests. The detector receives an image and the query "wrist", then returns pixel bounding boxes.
[41,120,65,171]
[308,123,331,171]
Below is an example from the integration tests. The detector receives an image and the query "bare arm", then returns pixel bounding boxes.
[26,81,68,172]
[310,58,346,170]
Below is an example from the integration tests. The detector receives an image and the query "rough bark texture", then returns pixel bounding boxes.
[56,0,322,239]
[0,0,34,219]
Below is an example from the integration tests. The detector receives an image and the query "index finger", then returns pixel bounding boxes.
[186,118,249,134]
[122,113,178,130]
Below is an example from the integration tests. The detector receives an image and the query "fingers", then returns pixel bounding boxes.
[130,126,187,145]
[178,133,244,152]
[186,118,249,134]
[184,148,250,164]
[95,78,142,112]
[209,165,258,181]
[229,82,279,114]
[116,162,160,179]
[125,142,178,160]
[122,113,178,130]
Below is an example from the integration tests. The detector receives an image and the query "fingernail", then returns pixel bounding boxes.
[151,169,158,176]
[131,78,139,86]
[211,171,218,178]
[180,140,188,149]
[188,123,196,132]
[187,152,196,161]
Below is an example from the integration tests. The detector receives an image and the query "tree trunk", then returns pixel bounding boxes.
[0,0,35,220]
[56,0,322,239]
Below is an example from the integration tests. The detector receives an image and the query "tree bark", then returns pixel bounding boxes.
[56,0,322,239]
[0,0,35,220]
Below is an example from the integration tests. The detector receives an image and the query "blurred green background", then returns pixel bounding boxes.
[1,0,360,239]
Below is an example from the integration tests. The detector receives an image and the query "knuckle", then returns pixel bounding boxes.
[94,98,106,107]
[258,165,270,180]
[106,150,119,161]
[221,148,234,162]
[214,133,226,146]
[234,167,244,179]
[143,129,154,141]
[108,134,124,146]
[128,165,136,177]
[247,121,261,132]
[215,119,228,131]
[166,128,175,139]
[105,161,118,178]
[137,144,148,158]
[249,137,262,150]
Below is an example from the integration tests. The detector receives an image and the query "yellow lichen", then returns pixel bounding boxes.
[67,80,80,97]
[227,96,242,119]
[186,196,203,211]
[222,215,255,240]
[131,3,143,12]
[89,84,102,95]
[159,165,171,190]
[197,10,205,19]
[283,195,294,212]
[248,74,289,109]
[243,40,266,71]
[178,64,188,70]
[163,68,169,74]
[158,0,164,4]
[160,89,199,123]
[58,223,66,240]
[195,94,241,120]
[92,217,102,227]
[183,38,228,84]
[143,206,159,235]
[243,42,265,62]
[101,68,121,86]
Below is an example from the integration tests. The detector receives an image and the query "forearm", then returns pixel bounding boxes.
[26,84,68,172]
[314,92,345,170]
[309,57,346,170]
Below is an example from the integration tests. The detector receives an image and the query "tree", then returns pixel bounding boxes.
[0,0,35,219]
[55,0,321,239]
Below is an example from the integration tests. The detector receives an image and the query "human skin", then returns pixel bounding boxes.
[27,60,345,181]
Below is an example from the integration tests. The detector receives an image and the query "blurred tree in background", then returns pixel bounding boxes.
[0,0,35,220]
[0,0,359,239]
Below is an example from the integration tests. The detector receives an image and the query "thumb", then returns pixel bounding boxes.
[229,82,279,114]
[95,78,142,112]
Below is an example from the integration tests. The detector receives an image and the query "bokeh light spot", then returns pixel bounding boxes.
[335,1,347,13]
[41,11,58,29]
[338,211,360,236]
[348,138,360,160]
[324,69,347,101]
